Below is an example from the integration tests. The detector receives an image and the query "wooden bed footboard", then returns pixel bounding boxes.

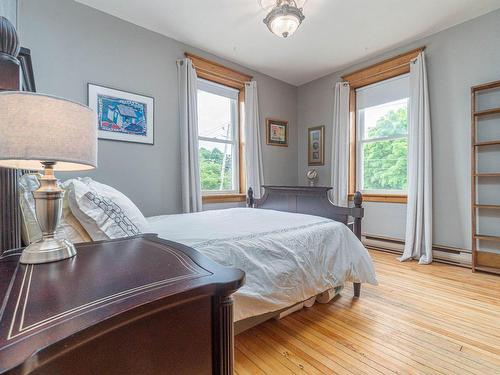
[247,186,364,297]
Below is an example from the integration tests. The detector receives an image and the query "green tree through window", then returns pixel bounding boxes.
[199,147,232,191]
[362,107,408,191]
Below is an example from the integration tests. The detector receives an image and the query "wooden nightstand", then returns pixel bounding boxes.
[0,234,245,374]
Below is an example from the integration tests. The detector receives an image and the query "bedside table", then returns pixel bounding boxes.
[0,234,245,375]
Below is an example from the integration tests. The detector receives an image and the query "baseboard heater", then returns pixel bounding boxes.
[362,234,472,267]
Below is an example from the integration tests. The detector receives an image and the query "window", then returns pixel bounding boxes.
[197,79,239,194]
[343,47,423,203]
[356,74,409,195]
[186,52,252,203]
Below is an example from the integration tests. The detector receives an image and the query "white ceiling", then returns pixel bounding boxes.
[75,0,500,86]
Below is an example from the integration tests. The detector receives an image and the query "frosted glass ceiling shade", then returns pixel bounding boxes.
[0,92,97,171]
[269,14,300,38]
[263,0,305,38]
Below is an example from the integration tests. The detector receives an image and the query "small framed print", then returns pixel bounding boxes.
[308,126,325,166]
[88,83,154,145]
[266,118,288,147]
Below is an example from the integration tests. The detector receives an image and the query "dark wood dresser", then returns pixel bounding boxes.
[0,234,245,374]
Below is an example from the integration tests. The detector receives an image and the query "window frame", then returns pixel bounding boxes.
[342,47,424,204]
[355,95,409,196]
[197,78,240,195]
[186,53,252,204]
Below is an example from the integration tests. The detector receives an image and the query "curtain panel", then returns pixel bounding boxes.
[244,81,264,199]
[400,51,433,264]
[330,82,350,207]
[177,58,202,213]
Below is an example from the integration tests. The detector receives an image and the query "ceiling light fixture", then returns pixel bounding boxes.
[262,0,306,38]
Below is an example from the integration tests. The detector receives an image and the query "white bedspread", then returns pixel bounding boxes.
[147,208,377,321]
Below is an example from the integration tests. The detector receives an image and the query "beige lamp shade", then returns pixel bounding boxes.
[0,92,97,171]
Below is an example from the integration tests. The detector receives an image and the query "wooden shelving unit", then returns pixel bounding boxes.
[471,79,500,275]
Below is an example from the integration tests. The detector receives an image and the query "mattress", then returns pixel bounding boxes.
[147,208,377,321]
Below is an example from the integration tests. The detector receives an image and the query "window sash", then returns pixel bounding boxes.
[197,79,240,195]
[355,94,409,195]
[356,134,408,194]
[199,139,240,195]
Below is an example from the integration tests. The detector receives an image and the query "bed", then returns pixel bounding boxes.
[148,186,377,331]
[3,171,377,331]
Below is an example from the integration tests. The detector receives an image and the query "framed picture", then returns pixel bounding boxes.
[308,126,325,166]
[266,118,288,147]
[88,83,154,145]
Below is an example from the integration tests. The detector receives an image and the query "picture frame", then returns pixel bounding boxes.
[308,125,325,166]
[266,118,288,147]
[87,83,154,145]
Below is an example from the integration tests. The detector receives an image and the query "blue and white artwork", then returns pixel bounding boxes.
[98,95,147,136]
[88,84,154,144]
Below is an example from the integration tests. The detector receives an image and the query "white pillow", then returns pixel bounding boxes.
[65,177,150,241]
[19,174,92,245]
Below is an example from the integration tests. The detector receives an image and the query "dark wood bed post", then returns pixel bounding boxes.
[0,17,22,254]
[0,17,35,255]
[353,191,363,240]
[353,191,363,297]
[246,187,254,207]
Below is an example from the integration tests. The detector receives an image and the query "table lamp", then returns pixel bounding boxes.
[0,92,97,264]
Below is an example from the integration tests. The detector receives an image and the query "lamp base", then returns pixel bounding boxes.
[20,238,76,264]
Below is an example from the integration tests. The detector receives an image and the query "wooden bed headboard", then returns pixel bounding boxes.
[0,17,36,253]
[247,186,364,240]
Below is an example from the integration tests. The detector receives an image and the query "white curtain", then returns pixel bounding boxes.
[177,58,202,213]
[399,51,433,264]
[330,82,350,206]
[244,81,264,199]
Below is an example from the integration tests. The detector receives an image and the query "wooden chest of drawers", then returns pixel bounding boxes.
[0,234,244,374]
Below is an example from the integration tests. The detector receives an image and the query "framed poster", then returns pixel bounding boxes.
[266,118,288,147]
[88,83,154,145]
[308,126,325,166]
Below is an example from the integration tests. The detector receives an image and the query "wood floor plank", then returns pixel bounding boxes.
[235,250,500,374]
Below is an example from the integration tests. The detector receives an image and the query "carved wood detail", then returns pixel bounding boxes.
[212,295,235,375]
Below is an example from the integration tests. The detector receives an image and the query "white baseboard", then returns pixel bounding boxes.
[362,234,472,267]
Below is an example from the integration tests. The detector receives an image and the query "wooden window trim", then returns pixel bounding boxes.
[186,53,252,203]
[343,47,424,204]
[202,194,247,204]
[186,53,252,90]
[348,193,407,204]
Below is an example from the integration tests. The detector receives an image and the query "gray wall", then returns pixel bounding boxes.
[297,9,500,250]
[17,0,298,216]
[0,0,17,26]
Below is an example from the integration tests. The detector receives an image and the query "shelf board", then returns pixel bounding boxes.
[474,234,500,242]
[474,265,500,275]
[474,204,500,209]
[474,173,500,177]
[474,108,500,117]
[475,140,500,147]
[471,80,500,92]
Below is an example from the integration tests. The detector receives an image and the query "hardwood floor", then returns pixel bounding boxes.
[234,250,500,374]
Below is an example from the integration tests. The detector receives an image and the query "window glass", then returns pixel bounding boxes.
[197,79,239,194]
[356,75,409,194]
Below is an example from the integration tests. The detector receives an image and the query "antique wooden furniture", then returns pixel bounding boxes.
[0,234,245,374]
[471,79,500,275]
[0,16,36,254]
[247,185,364,297]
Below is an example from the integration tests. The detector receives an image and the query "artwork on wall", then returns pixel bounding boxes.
[88,83,154,144]
[308,125,325,166]
[266,118,288,147]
